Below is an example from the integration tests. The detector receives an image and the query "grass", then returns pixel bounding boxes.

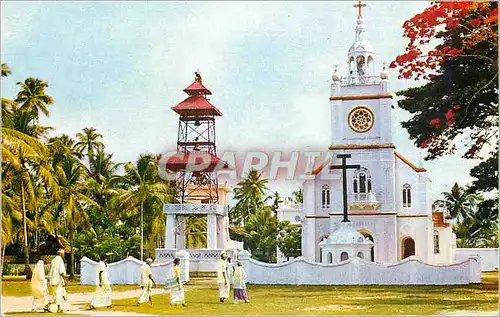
[2,273,498,315]
[1,280,136,297]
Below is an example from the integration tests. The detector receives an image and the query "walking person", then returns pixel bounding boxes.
[90,254,112,309]
[168,258,186,307]
[31,259,49,312]
[48,249,67,313]
[217,253,230,303]
[226,257,234,285]
[233,261,250,304]
[137,258,155,305]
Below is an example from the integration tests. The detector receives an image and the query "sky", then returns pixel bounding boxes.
[1,1,482,203]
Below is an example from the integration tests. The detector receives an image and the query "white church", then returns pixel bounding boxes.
[279,6,457,265]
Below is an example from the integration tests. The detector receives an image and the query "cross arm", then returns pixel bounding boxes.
[329,164,361,170]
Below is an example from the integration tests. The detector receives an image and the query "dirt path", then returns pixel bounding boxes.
[1,288,164,316]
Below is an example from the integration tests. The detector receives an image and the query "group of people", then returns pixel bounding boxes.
[30,249,68,313]
[30,250,249,313]
[218,253,250,304]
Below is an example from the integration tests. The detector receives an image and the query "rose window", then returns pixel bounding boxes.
[348,107,374,133]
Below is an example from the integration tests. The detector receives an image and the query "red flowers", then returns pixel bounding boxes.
[390,2,497,80]
[430,118,441,128]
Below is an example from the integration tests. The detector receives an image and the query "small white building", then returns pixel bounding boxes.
[281,10,456,265]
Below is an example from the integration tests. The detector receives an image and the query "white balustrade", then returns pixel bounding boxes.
[163,203,227,216]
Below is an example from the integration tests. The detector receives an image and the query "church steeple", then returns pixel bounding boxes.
[347,0,375,83]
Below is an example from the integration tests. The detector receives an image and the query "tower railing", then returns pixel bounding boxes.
[340,76,381,86]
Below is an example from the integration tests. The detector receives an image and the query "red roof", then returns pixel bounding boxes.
[183,81,212,96]
[164,152,231,172]
[171,95,222,117]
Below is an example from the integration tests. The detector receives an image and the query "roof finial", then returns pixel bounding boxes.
[354,0,366,18]
[195,70,202,84]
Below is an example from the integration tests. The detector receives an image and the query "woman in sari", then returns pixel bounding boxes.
[169,258,186,307]
[232,261,249,304]
[31,260,49,312]
[90,253,112,309]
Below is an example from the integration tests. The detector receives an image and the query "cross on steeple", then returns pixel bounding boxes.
[354,0,366,18]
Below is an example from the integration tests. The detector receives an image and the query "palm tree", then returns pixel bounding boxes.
[435,183,483,222]
[2,77,57,276]
[2,127,58,276]
[15,77,54,118]
[75,127,104,167]
[111,154,172,260]
[231,169,270,225]
[53,156,95,276]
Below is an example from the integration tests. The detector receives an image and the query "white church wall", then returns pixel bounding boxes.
[431,227,456,264]
[80,254,190,285]
[456,248,499,271]
[314,218,330,261]
[397,217,431,261]
[394,157,422,215]
[239,252,481,285]
[302,217,316,261]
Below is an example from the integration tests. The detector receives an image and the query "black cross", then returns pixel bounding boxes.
[330,154,360,222]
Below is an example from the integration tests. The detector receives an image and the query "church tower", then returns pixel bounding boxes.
[330,4,392,146]
[300,1,454,267]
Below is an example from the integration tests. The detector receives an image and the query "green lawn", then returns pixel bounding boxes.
[2,273,498,315]
[1,280,136,297]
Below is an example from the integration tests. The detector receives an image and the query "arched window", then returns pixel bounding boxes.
[328,252,333,264]
[357,252,364,259]
[340,252,349,261]
[402,184,411,207]
[353,168,372,194]
[434,230,440,254]
[321,184,330,208]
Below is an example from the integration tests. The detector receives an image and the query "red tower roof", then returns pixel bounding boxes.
[171,95,222,117]
[183,72,212,96]
[164,151,231,172]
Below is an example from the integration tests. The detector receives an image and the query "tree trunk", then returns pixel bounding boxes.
[69,229,75,277]
[140,202,144,261]
[21,185,32,278]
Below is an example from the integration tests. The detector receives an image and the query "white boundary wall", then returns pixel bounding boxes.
[80,251,189,285]
[456,248,499,272]
[238,252,481,285]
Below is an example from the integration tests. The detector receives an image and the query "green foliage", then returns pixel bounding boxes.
[1,65,174,271]
[277,224,302,259]
[229,171,301,263]
[435,183,498,248]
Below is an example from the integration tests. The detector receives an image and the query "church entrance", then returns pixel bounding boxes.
[402,237,415,259]
[358,230,374,262]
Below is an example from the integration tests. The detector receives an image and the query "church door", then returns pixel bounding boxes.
[402,237,415,259]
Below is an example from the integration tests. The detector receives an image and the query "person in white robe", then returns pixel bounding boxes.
[227,257,234,285]
[90,253,112,309]
[137,258,155,305]
[232,261,250,304]
[31,259,49,312]
[48,249,67,313]
[217,253,230,303]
